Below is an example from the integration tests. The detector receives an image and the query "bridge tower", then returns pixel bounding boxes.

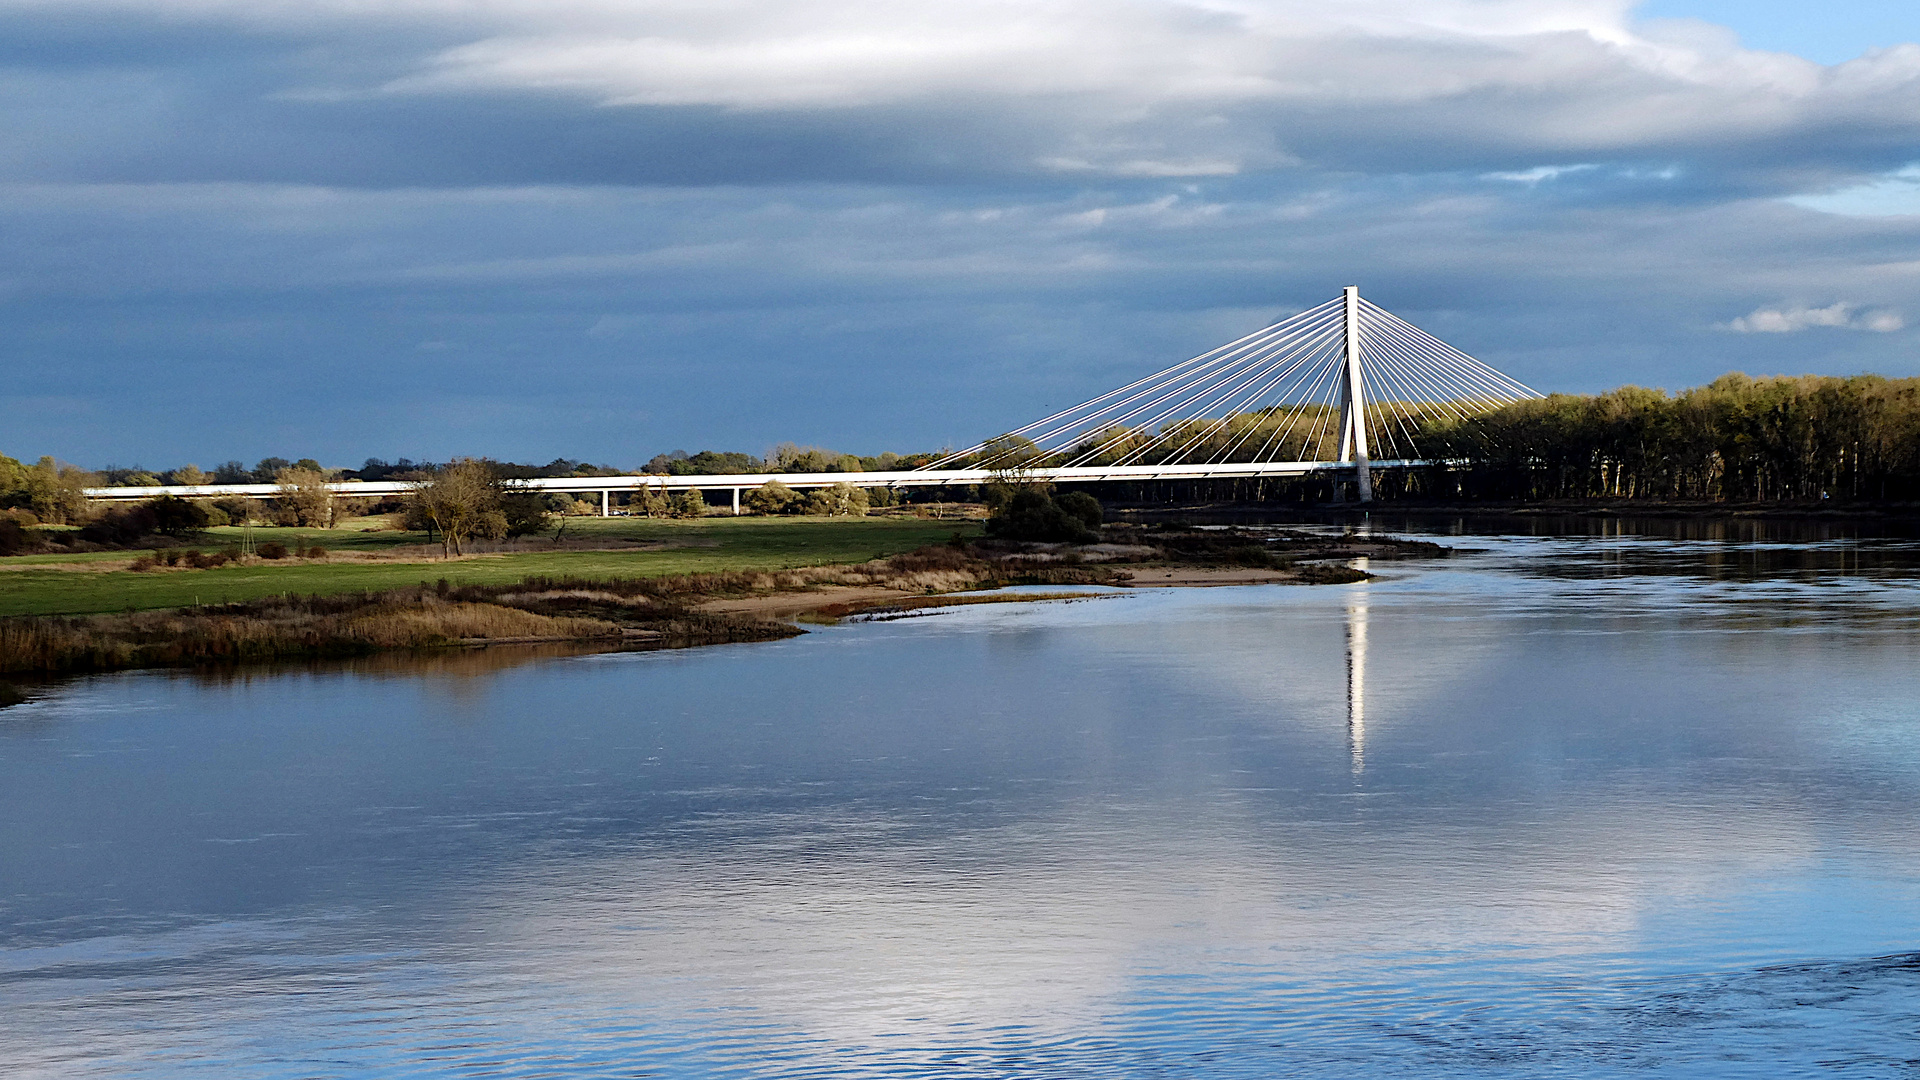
[1336,285,1373,502]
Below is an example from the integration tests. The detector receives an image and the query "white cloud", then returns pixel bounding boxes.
[11,0,1916,183]
[1723,302,1905,333]
[1483,163,1599,183]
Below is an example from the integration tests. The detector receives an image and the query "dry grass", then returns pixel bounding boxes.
[0,593,623,675]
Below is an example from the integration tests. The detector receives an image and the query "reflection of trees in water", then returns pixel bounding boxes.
[178,640,654,690]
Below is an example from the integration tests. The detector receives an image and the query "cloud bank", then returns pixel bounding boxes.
[0,1,1915,463]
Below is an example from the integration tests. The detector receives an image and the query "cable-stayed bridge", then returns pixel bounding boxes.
[86,288,1538,510]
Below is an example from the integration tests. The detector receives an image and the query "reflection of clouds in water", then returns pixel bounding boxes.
[457,795,1845,1052]
[949,578,1512,757]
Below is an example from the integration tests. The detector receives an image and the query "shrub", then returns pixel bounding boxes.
[78,504,159,546]
[499,492,552,537]
[1055,491,1102,529]
[744,480,801,515]
[129,552,160,571]
[257,542,289,560]
[146,495,211,537]
[302,545,328,559]
[983,485,1097,543]
[800,482,870,517]
[628,487,672,517]
[669,489,708,518]
[0,519,35,556]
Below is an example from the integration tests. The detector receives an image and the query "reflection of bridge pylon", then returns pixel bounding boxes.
[1345,572,1368,776]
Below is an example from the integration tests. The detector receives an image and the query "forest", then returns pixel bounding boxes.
[1416,373,1920,502]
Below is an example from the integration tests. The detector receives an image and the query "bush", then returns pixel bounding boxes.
[78,504,159,546]
[669,489,709,519]
[303,545,328,559]
[1055,491,1102,529]
[257,542,289,560]
[744,480,801,515]
[499,492,552,537]
[146,494,210,537]
[0,519,35,556]
[984,485,1098,543]
[800,482,870,517]
[628,487,672,517]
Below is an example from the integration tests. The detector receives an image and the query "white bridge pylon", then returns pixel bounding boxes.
[923,287,1539,500]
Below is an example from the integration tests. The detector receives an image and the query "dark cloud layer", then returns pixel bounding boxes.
[0,0,1916,465]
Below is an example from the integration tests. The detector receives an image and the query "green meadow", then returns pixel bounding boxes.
[0,515,980,617]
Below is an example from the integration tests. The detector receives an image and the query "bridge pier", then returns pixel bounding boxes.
[732,487,741,515]
[601,490,610,518]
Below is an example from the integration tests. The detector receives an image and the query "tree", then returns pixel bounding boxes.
[801,482,870,517]
[168,464,207,486]
[984,482,1097,543]
[499,491,552,536]
[23,458,92,525]
[628,486,672,517]
[275,467,335,527]
[744,479,802,514]
[405,458,509,556]
[669,488,708,518]
[1056,491,1102,529]
[976,433,1046,471]
[145,494,210,537]
[768,443,856,473]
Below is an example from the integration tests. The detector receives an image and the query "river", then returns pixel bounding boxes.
[4,521,1920,1077]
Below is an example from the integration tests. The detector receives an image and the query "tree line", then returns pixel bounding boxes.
[959,373,1920,505]
[1414,373,1920,502]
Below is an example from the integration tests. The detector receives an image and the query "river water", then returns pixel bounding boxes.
[5,523,1920,1077]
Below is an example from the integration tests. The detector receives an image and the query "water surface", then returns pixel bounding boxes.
[5,528,1920,1077]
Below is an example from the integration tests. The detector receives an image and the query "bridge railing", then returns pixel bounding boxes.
[83,460,1427,504]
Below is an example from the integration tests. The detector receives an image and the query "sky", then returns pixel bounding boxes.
[2,1,1918,469]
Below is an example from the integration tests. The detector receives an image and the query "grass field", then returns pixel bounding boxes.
[0,515,981,617]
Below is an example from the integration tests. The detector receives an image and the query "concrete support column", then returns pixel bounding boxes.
[601,490,610,518]
[732,488,741,515]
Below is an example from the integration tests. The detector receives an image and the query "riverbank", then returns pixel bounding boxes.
[0,529,1433,681]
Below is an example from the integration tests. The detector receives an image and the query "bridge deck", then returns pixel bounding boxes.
[84,460,1420,502]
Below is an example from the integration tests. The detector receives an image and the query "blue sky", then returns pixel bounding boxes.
[2,0,1918,468]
